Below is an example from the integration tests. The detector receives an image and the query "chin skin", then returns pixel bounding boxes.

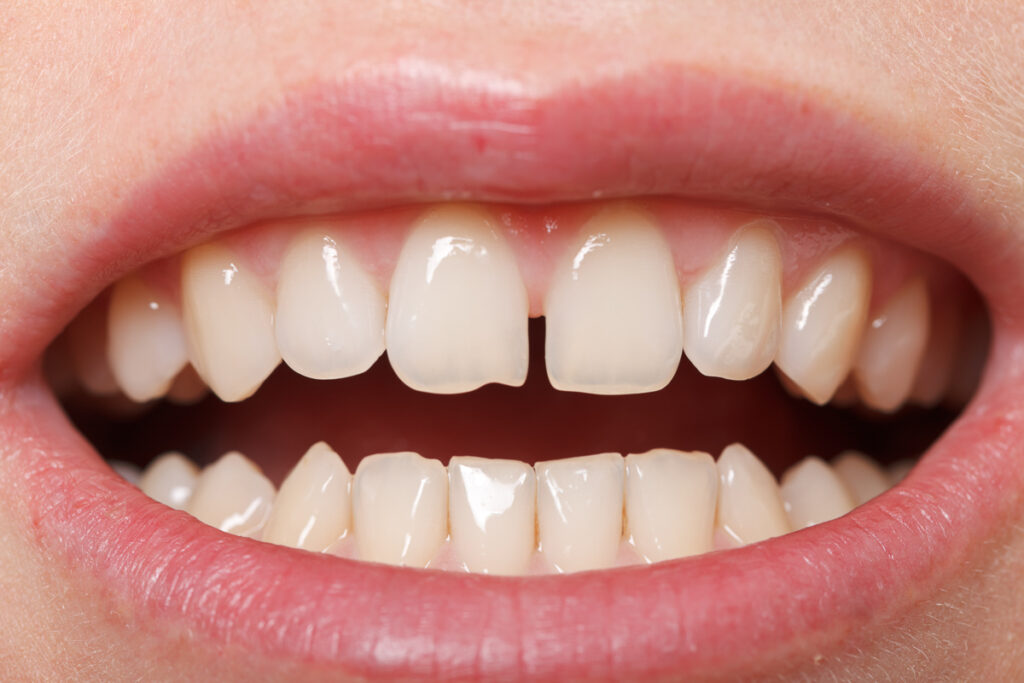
[2,1,1024,680]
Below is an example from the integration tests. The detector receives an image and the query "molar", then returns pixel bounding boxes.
[186,452,276,538]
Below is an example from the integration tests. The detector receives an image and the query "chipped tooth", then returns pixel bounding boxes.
[181,243,280,402]
[775,247,872,404]
[140,451,199,510]
[110,460,142,485]
[683,223,782,380]
[385,205,529,393]
[536,453,624,573]
[186,452,275,537]
[448,456,536,575]
[780,457,856,529]
[352,452,448,567]
[67,299,120,396]
[275,230,386,380]
[625,449,717,562]
[832,451,890,505]
[715,443,791,545]
[262,442,352,552]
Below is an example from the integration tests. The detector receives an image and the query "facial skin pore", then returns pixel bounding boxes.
[2,2,1024,680]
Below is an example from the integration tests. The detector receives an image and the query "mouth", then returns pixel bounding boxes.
[5,64,1023,679]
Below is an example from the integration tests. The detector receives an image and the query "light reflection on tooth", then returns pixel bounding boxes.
[140,452,199,510]
[186,452,275,537]
[832,451,889,505]
[715,443,790,545]
[780,457,856,529]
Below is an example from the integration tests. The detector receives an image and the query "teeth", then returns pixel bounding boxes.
[682,223,782,380]
[385,205,529,393]
[67,299,120,396]
[775,248,872,404]
[854,279,930,412]
[181,243,280,402]
[832,451,890,504]
[106,276,188,402]
[186,452,275,537]
[779,457,856,529]
[536,453,624,572]
[275,230,386,380]
[715,443,791,545]
[544,205,683,394]
[139,452,199,509]
[625,449,717,562]
[352,452,448,567]
[262,442,352,552]
[448,456,536,574]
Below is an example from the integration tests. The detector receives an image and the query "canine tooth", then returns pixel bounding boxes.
[385,205,528,393]
[775,247,871,404]
[715,443,790,545]
[683,223,782,380]
[186,452,275,537]
[536,453,624,572]
[181,243,280,402]
[448,456,536,574]
[352,452,448,567]
[140,452,199,509]
[546,206,683,394]
[780,457,856,529]
[107,276,188,402]
[275,230,386,380]
[832,451,889,504]
[625,449,717,562]
[67,299,119,396]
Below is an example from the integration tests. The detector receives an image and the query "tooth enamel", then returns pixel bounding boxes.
[140,451,199,510]
[275,230,386,380]
[181,243,280,402]
[385,205,528,393]
[536,453,624,572]
[780,457,856,529]
[832,451,890,504]
[544,205,683,394]
[682,223,782,380]
[186,452,275,537]
[775,247,872,404]
[67,300,120,396]
[106,276,188,402]
[448,456,536,574]
[715,443,791,545]
[262,442,352,552]
[625,449,717,562]
[352,452,448,567]
[854,278,930,412]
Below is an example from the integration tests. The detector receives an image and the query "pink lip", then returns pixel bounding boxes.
[5,64,1024,679]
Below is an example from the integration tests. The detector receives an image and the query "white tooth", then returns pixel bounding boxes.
[106,276,188,402]
[832,451,890,504]
[775,248,872,404]
[625,449,717,562]
[186,452,275,537]
[262,442,352,551]
[854,279,930,412]
[448,456,536,575]
[140,451,199,510]
[544,205,683,394]
[67,300,120,396]
[385,205,528,393]
[715,443,791,545]
[682,223,782,380]
[780,457,856,529]
[275,230,386,380]
[181,243,280,402]
[110,460,142,485]
[536,453,624,573]
[352,452,448,567]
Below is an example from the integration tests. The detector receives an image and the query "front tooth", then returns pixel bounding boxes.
[448,456,536,575]
[775,247,872,404]
[275,230,386,380]
[544,205,683,394]
[625,449,717,562]
[715,443,791,545]
[181,243,280,402]
[140,451,199,509]
[186,452,275,537]
[682,223,782,380]
[385,205,529,393]
[536,453,624,573]
[262,442,352,552]
[832,451,890,504]
[854,278,930,412]
[352,452,448,567]
[107,276,188,402]
[780,457,856,529]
